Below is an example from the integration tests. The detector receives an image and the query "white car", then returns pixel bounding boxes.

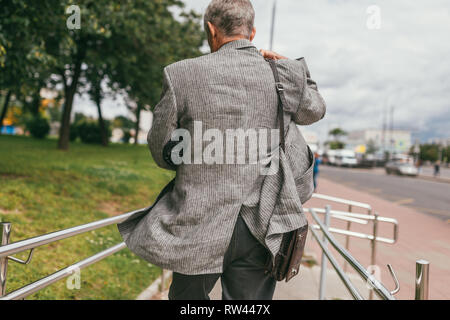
[335,150,358,167]
[385,162,418,176]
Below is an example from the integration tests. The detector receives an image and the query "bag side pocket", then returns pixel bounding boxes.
[294,146,315,204]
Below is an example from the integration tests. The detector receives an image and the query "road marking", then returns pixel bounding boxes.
[393,198,415,205]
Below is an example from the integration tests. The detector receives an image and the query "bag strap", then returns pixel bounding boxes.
[266,58,287,152]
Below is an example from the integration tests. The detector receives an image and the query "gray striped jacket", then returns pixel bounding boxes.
[117,39,326,275]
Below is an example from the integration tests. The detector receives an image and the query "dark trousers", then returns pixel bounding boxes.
[168,214,276,300]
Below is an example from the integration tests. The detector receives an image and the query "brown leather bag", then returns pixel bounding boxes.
[264,58,309,282]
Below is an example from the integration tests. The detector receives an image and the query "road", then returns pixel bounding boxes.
[318,165,450,220]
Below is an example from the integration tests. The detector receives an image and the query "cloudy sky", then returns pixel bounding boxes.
[74,0,450,143]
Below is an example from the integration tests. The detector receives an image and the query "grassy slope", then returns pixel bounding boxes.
[0,135,174,299]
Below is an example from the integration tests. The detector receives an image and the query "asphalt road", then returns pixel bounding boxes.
[318,165,450,221]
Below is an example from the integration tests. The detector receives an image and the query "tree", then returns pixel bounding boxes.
[327,127,347,150]
[55,0,204,149]
[327,141,345,150]
[107,3,205,145]
[0,1,58,134]
[85,65,109,146]
[366,139,378,154]
[329,128,347,140]
[417,144,439,162]
[1,0,205,148]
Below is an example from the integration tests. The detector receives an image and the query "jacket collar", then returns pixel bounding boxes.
[217,39,257,52]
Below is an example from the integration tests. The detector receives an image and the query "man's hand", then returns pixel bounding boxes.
[259,49,288,60]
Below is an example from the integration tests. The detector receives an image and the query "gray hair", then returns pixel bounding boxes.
[204,0,255,39]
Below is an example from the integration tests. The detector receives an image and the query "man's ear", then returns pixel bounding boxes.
[249,27,256,41]
[207,21,217,39]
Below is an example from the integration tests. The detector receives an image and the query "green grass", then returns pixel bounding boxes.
[0,135,174,299]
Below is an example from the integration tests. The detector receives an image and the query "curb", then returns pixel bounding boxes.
[136,270,172,300]
[416,175,450,184]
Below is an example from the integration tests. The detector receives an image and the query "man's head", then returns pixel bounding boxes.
[204,0,256,52]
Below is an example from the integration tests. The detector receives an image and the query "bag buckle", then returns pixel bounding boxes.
[275,82,284,92]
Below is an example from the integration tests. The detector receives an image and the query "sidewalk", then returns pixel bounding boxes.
[418,165,450,183]
[148,177,450,300]
[301,177,450,300]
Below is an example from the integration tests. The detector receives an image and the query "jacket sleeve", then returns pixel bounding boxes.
[147,68,178,170]
[292,58,326,125]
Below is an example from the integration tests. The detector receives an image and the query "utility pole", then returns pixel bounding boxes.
[381,106,386,157]
[269,0,277,51]
[390,105,395,159]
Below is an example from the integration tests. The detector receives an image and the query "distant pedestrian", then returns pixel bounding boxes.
[434,160,441,177]
[313,152,321,191]
[416,159,422,174]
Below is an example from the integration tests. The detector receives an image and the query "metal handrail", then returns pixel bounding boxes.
[415,260,430,299]
[312,193,372,211]
[311,225,396,244]
[308,207,399,244]
[0,207,148,299]
[0,207,148,259]
[309,208,396,300]
[309,207,395,222]
[310,193,376,298]
[0,243,126,300]
[306,207,369,225]
[309,224,364,300]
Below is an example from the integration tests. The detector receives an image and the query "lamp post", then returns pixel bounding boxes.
[269,0,277,51]
[413,140,420,166]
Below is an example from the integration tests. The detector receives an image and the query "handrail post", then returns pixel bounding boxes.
[415,260,429,300]
[369,212,379,300]
[318,205,331,300]
[160,269,165,292]
[343,204,352,272]
[1,222,12,297]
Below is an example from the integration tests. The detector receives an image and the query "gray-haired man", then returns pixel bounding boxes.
[118,0,326,300]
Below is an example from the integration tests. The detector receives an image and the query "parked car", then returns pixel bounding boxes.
[324,149,338,166]
[325,149,358,167]
[385,161,418,176]
[335,150,358,167]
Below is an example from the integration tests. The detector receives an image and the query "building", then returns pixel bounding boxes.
[427,137,450,146]
[297,125,319,153]
[347,129,412,154]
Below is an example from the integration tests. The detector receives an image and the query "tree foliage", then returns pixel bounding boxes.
[0,0,205,148]
[412,144,450,163]
[329,128,347,139]
[326,127,347,149]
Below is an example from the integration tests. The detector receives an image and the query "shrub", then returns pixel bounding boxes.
[26,117,50,139]
[77,120,111,144]
[69,125,78,142]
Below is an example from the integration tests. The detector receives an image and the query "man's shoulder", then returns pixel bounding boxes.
[164,53,216,77]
